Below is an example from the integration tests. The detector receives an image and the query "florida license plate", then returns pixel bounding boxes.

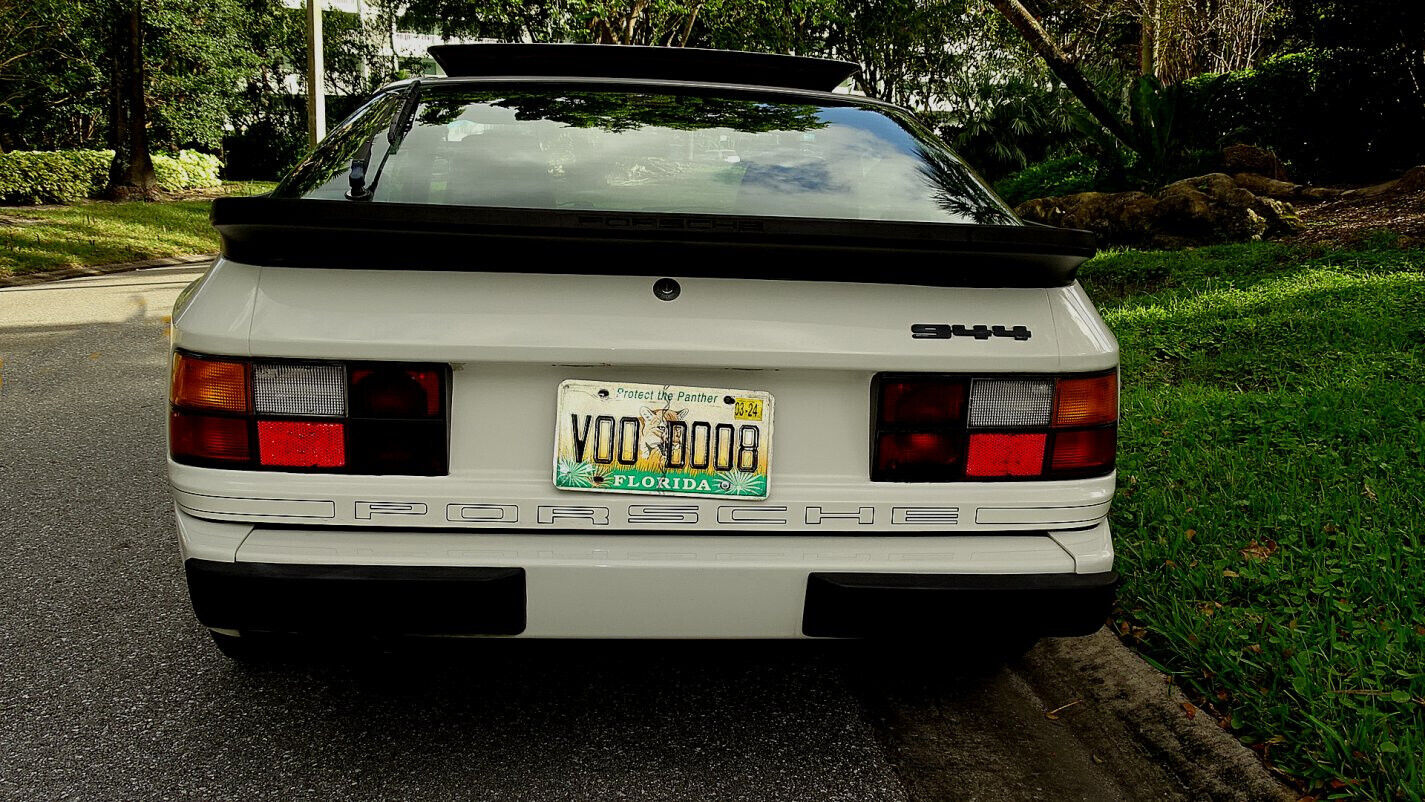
[553,380,774,499]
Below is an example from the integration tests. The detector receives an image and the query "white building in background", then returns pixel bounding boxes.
[282,0,488,80]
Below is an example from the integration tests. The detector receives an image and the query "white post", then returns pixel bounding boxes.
[306,0,326,147]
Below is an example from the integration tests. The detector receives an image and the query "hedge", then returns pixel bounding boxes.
[0,149,223,204]
[1178,49,1425,182]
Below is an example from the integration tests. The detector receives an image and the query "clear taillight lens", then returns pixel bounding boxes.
[254,363,346,416]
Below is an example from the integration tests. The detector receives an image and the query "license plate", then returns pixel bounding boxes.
[553,380,774,499]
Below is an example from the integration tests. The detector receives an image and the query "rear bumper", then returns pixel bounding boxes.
[186,560,527,636]
[185,558,1117,639]
[181,519,1117,639]
[801,570,1117,638]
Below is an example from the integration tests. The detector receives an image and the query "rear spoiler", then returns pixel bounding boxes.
[211,197,1096,289]
[429,43,859,93]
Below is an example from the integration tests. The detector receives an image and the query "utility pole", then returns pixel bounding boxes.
[306,0,326,147]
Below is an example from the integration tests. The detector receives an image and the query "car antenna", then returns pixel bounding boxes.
[347,80,422,201]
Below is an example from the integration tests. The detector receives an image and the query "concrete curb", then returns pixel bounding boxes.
[0,254,215,288]
[1020,629,1299,801]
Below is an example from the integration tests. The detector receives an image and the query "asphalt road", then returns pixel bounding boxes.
[0,266,1208,801]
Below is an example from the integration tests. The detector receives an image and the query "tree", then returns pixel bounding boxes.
[106,0,157,200]
[986,0,1135,146]
[0,0,105,151]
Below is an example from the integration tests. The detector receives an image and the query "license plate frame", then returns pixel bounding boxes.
[552,379,774,500]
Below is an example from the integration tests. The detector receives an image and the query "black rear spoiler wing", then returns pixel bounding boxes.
[211,197,1096,289]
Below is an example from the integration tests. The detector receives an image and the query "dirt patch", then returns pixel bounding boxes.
[850,631,1297,801]
[1284,184,1425,248]
[1020,630,1299,801]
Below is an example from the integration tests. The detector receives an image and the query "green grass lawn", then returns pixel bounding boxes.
[1084,235,1425,799]
[0,181,274,277]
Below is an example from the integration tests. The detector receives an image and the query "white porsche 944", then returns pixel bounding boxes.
[168,44,1119,657]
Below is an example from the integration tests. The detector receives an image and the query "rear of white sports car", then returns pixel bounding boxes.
[169,45,1119,651]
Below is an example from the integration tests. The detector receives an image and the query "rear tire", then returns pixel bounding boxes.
[208,630,270,662]
[992,635,1039,662]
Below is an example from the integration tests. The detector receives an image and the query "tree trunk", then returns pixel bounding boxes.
[625,0,647,45]
[1140,0,1157,77]
[106,0,157,201]
[678,2,703,47]
[987,0,1136,149]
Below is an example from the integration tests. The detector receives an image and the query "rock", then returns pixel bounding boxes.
[1221,143,1289,180]
[1394,165,1425,194]
[1231,172,1344,202]
[1016,191,1158,245]
[1344,165,1425,199]
[1015,172,1305,248]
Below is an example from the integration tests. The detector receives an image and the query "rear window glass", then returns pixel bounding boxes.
[274,85,1017,225]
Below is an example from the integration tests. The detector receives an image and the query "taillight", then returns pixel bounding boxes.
[171,353,249,413]
[170,411,251,463]
[257,420,346,468]
[872,370,1116,481]
[169,351,447,475]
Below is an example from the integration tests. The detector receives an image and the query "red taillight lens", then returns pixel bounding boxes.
[171,353,249,413]
[879,380,967,426]
[257,420,346,468]
[170,412,250,463]
[1054,373,1117,426]
[1050,427,1116,473]
[965,433,1047,477]
[350,368,442,418]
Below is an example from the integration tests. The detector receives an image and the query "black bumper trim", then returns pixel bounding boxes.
[802,570,1119,638]
[184,559,526,636]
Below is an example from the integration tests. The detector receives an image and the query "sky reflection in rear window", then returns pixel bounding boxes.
[276,87,1017,226]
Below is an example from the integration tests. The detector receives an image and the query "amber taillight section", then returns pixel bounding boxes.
[1053,372,1118,427]
[171,353,249,413]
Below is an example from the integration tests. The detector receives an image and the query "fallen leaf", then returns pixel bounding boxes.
[1240,539,1278,561]
[1181,701,1198,719]
[1223,569,1240,577]
[1045,699,1082,720]
[1184,528,1196,541]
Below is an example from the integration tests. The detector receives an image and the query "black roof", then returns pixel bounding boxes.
[428,43,859,92]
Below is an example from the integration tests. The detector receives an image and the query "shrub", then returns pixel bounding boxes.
[1179,49,1425,183]
[152,150,223,190]
[0,150,113,204]
[0,149,223,204]
[994,154,1103,205]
